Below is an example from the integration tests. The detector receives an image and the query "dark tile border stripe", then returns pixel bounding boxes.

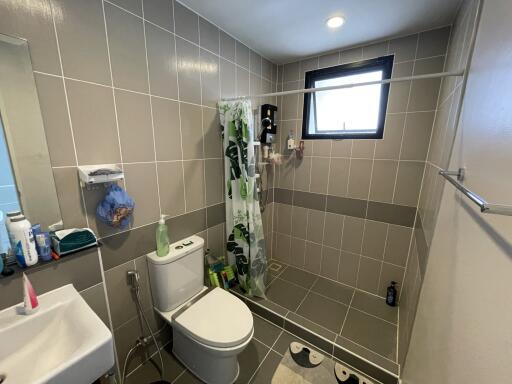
[235,290,399,384]
[414,215,429,279]
[207,203,225,227]
[102,207,225,271]
[271,188,416,227]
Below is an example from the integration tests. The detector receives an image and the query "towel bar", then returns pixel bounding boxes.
[439,168,512,216]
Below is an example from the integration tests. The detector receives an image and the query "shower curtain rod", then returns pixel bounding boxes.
[221,69,465,101]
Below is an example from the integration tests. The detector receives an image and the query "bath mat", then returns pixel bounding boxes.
[271,342,375,384]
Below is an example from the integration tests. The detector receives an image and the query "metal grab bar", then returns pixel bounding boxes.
[439,168,512,216]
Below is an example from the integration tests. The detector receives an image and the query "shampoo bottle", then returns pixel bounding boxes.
[156,215,169,256]
[10,215,38,267]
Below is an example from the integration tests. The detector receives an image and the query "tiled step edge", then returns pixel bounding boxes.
[231,289,399,384]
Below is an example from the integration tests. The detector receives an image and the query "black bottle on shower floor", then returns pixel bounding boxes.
[386,281,398,306]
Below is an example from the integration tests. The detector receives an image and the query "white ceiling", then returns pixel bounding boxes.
[179,0,462,64]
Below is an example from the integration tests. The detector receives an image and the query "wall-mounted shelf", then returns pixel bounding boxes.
[78,165,124,187]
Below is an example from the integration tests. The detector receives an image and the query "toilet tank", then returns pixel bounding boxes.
[147,235,205,312]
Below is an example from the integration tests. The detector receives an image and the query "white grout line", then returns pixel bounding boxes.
[103,0,275,79]
[391,34,420,205]
[197,17,209,236]
[339,289,355,335]
[141,4,162,216]
[247,326,285,383]
[171,1,188,215]
[101,0,125,193]
[48,0,88,228]
[376,224,391,298]
[97,247,121,379]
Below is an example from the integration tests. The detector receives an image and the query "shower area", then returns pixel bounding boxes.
[223,0,480,381]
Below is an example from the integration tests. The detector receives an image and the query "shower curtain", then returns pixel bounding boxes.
[218,99,267,298]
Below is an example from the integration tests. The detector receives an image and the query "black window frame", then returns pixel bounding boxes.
[301,55,394,140]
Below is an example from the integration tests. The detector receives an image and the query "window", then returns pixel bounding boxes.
[302,55,394,140]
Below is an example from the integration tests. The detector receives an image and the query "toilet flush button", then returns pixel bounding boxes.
[182,240,193,246]
[175,245,183,249]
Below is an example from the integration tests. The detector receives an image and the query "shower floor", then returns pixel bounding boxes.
[233,259,399,375]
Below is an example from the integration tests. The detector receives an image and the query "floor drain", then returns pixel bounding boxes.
[268,263,282,272]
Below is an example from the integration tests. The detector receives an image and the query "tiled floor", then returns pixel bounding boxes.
[125,312,384,384]
[125,314,292,384]
[239,260,399,370]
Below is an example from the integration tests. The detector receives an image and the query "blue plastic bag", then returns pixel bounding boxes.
[96,184,135,229]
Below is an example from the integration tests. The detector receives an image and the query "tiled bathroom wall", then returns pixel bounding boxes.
[266,26,451,298]
[0,0,277,379]
[398,0,480,366]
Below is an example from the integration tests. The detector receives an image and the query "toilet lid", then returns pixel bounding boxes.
[174,287,254,348]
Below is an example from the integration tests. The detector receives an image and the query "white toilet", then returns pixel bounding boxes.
[147,235,254,384]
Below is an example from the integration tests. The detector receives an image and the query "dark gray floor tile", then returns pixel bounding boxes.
[283,318,334,356]
[286,312,337,342]
[296,292,348,333]
[335,336,399,375]
[278,266,317,289]
[266,278,308,312]
[173,369,203,384]
[272,331,317,356]
[351,290,398,324]
[253,314,283,347]
[341,308,397,361]
[250,351,282,384]
[125,345,185,384]
[243,296,287,328]
[311,277,354,305]
[235,339,270,383]
[333,342,399,384]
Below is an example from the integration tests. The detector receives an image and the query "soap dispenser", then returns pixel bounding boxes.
[156,215,169,256]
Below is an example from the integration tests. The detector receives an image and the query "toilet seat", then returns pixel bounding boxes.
[173,287,253,348]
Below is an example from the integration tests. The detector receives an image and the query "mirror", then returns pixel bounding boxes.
[0,33,62,256]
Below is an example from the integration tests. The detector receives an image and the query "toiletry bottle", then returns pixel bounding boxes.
[287,130,296,150]
[156,215,170,256]
[10,215,38,267]
[386,281,398,306]
[22,273,39,314]
[0,210,10,256]
[5,210,22,248]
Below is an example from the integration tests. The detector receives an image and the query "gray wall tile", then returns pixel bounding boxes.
[65,79,120,165]
[34,73,76,167]
[115,89,154,162]
[52,167,88,228]
[124,162,160,226]
[145,22,179,99]
[173,1,198,43]
[200,49,220,108]
[219,30,235,61]
[183,160,205,211]
[152,97,182,161]
[80,283,110,327]
[54,0,110,84]
[143,0,174,31]
[176,37,201,103]
[157,161,185,217]
[180,102,204,159]
[105,3,149,92]
[199,17,219,54]
[0,0,60,74]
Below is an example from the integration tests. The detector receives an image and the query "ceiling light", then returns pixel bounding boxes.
[326,16,345,29]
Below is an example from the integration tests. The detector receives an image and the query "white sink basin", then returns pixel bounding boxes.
[0,284,115,384]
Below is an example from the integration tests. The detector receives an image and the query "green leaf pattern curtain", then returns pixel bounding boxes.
[218,99,267,298]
